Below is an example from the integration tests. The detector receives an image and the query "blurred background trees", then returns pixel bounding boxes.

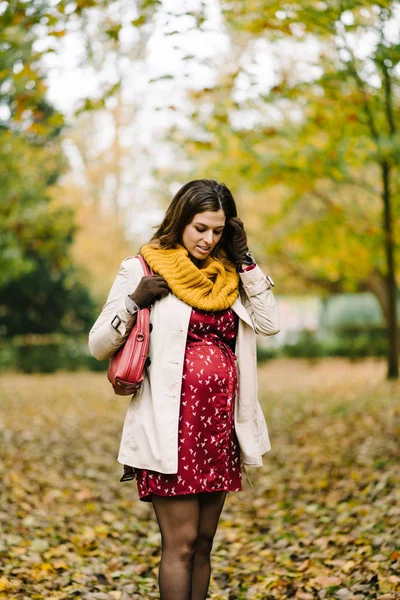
[0,0,94,338]
[164,0,400,377]
[0,0,159,369]
[0,0,399,376]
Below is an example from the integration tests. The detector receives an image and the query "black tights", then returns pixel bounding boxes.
[151,491,226,600]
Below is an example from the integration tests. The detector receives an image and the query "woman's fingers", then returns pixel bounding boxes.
[130,274,170,307]
[158,286,170,298]
[152,275,168,284]
[151,276,170,300]
[152,276,170,290]
[228,217,244,230]
[155,280,170,292]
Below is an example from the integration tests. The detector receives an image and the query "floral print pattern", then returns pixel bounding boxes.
[135,308,242,502]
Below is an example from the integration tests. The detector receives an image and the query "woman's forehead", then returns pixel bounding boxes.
[191,210,226,227]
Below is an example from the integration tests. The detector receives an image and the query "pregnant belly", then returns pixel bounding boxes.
[182,341,237,405]
[179,341,238,473]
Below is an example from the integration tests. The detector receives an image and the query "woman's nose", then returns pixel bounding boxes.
[202,231,213,245]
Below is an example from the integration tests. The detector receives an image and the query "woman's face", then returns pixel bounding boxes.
[182,209,226,262]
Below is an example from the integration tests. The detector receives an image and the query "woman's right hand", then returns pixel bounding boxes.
[129,275,170,308]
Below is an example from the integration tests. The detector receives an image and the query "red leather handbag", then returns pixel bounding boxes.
[107,255,153,396]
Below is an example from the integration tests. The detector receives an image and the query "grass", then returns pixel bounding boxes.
[0,358,399,599]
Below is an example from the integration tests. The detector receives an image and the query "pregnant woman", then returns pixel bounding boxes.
[89,178,280,600]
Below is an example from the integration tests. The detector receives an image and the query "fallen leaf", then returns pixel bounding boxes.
[312,575,343,588]
[0,577,11,592]
[341,560,356,574]
[296,559,311,572]
[1,362,398,599]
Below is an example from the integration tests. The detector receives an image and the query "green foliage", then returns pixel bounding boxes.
[0,1,70,286]
[0,0,162,283]
[285,326,388,359]
[164,0,400,377]
[0,335,105,373]
[0,260,96,336]
[169,1,400,295]
[0,1,103,337]
[283,330,326,358]
[325,326,388,358]
[0,134,74,287]
[257,327,389,362]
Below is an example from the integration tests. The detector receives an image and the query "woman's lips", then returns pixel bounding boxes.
[196,246,211,254]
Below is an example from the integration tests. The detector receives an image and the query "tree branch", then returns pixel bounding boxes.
[337,32,380,145]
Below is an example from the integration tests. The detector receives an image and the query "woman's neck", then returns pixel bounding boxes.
[189,256,204,269]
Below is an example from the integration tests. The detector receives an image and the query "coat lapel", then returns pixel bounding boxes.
[176,295,192,332]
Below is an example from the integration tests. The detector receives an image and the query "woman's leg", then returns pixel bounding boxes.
[152,494,200,600]
[191,491,227,600]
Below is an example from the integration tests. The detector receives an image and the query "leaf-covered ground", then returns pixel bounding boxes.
[0,358,399,600]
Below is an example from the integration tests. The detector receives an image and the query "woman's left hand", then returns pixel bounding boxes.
[226,217,249,264]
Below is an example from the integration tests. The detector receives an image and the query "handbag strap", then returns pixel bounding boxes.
[136,254,154,277]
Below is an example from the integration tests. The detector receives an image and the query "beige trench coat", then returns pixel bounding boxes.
[88,256,280,473]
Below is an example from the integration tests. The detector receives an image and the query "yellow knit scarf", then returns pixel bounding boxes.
[140,243,239,311]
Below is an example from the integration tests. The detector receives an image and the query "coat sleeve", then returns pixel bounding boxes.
[239,264,280,336]
[88,257,144,361]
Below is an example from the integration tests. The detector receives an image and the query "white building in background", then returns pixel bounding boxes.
[259,295,322,348]
[259,292,385,348]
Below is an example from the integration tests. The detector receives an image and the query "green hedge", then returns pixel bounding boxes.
[0,326,392,373]
[0,335,106,374]
[257,326,389,362]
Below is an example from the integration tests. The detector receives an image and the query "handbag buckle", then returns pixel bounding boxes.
[111,315,122,330]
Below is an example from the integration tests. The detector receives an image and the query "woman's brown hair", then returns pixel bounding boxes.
[149,179,237,258]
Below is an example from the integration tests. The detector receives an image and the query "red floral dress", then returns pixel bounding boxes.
[135,307,242,502]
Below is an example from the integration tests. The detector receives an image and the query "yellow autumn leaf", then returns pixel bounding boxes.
[52,561,69,570]
[0,578,11,592]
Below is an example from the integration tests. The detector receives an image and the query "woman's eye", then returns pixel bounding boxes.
[195,227,223,234]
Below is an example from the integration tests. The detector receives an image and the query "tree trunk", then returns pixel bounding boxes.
[381,160,399,379]
[366,269,389,320]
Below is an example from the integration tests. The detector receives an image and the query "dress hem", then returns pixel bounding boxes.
[139,486,242,503]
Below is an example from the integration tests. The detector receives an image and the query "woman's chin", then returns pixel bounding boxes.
[192,253,208,263]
